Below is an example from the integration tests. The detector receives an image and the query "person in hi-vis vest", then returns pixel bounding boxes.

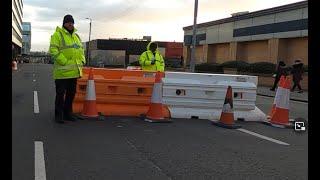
[139,42,165,72]
[49,14,86,123]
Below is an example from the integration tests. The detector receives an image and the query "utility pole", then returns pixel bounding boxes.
[86,18,92,66]
[190,0,198,72]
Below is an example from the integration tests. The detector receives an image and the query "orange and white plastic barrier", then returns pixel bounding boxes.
[73,67,266,122]
[145,71,171,123]
[81,68,99,118]
[265,76,293,128]
[73,68,170,118]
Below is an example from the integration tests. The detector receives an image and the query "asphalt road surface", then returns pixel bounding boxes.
[12,64,308,180]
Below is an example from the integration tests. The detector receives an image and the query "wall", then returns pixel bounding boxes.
[268,38,279,64]
[237,40,269,63]
[190,36,307,65]
[207,44,217,63]
[278,39,288,63]
[218,23,234,43]
[183,46,190,67]
[182,46,204,65]
[206,45,215,63]
[215,43,230,63]
[277,37,308,65]
[285,37,308,65]
[195,45,205,64]
[165,46,183,58]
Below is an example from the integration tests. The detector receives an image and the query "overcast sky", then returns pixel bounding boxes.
[23,0,304,52]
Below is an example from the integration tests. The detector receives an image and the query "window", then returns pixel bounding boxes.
[22,23,31,31]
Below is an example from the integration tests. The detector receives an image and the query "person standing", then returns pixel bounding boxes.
[270,61,287,91]
[139,42,165,72]
[291,59,304,93]
[49,14,86,123]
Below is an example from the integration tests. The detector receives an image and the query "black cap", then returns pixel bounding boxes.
[63,14,74,24]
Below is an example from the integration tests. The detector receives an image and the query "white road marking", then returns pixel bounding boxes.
[34,91,40,113]
[237,128,290,146]
[35,141,47,180]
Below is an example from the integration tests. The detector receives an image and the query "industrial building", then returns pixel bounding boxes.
[87,38,183,67]
[22,22,31,55]
[12,0,23,57]
[183,1,308,66]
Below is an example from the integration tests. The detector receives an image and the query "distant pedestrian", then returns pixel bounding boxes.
[270,61,287,91]
[139,42,165,72]
[291,59,304,93]
[49,14,86,123]
[180,56,184,67]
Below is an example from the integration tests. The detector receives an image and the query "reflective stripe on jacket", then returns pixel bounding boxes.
[49,26,86,79]
[139,41,165,72]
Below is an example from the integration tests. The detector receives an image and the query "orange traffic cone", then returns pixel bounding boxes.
[267,76,286,119]
[145,71,171,123]
[266,76,293,128]
[211,86,241,129]
[12,61,17,70]
[81,68,99,118]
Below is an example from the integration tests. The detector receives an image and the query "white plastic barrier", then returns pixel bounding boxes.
[162,72,266,121]
[165,72,258,86]
[167,107,267,122]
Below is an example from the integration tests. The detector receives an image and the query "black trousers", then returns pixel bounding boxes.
[291,81,302,91]
[55,78,77,116]
[271,76,280,90]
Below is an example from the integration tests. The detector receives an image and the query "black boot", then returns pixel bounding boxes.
[64,113,78,122]
[55,111,64,124]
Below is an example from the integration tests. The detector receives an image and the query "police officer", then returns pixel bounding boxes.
[139,42,165,72]
[49,14,86,123]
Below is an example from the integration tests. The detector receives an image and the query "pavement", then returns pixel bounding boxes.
[257,86,308,102]
[12,63,308,180]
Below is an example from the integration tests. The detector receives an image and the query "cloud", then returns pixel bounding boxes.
[23,0,305,51]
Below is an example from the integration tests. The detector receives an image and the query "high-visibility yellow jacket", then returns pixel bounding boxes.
[49,26,86,79]
[139,42,165,72]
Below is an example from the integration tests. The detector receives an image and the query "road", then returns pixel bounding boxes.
[12,64,308,180]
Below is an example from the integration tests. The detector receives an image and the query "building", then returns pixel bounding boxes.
[87,38,183,67]
[22,22,31,55]
[12,0,23,58]
[183,1,308,66]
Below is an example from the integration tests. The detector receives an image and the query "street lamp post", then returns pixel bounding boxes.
[190,0,198,72]
[86,18,92,66]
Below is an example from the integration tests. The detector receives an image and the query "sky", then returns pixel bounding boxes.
[22,0,304,52]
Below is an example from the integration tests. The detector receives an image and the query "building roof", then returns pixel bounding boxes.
[183,1,308,31]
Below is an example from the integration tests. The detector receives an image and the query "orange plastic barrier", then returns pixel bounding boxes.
[73,67,170,118]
